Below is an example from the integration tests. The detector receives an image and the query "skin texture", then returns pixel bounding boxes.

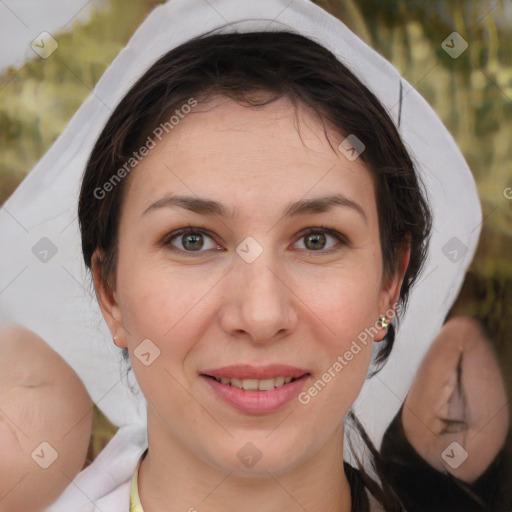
[94,95,410,512]
[0,323,93,512]
[402,315,509,483]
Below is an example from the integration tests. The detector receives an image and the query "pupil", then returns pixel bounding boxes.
[184,233,203,250]
[306,233,325,250]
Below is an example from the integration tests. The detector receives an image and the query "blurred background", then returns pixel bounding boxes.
[0,0,510,465]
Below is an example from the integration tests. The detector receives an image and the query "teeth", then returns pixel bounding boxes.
[274,376,285,387]
[258,378,275,391]
[242,379,259,390]
[231,378,243,388]
[212,376,298,390]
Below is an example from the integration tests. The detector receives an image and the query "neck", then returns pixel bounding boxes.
[138,410,352,512]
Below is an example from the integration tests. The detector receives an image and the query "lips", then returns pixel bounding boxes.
[201,364,310,380]
[201,370,311,414]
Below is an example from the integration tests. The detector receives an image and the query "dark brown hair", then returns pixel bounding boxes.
[79,31,432,374]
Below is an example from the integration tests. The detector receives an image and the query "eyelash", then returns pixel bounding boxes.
[162,224,349,257]
[438,418,468,435]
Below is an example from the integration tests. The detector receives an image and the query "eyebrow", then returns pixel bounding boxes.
[142,193,367,224]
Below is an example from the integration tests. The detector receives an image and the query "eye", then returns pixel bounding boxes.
[293,226,348,253]
[163,226,220,255]
[162,224,348,257]
[439,418,469,434]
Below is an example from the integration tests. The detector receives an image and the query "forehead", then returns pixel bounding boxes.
[121,95,377,221]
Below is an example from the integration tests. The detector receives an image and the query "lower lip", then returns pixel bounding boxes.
[201,374,310,414]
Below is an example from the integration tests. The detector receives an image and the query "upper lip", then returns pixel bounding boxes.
[201,364,310,380]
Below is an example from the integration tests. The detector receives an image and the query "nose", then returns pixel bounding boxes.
[218,247,298,345]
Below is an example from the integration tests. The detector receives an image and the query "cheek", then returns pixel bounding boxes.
[116,259,218,388]
[117,255,201,336]
[308,254,383,346]
[293,265,383,417]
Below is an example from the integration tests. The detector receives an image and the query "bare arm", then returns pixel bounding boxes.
[0,323,93,512]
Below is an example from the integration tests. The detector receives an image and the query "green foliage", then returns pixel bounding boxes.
[0,0,163,203]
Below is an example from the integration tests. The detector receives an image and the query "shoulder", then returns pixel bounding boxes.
[42,423,147,512]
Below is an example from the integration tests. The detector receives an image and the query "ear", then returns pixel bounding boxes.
[375,242,412,341]
[91,249,127,348]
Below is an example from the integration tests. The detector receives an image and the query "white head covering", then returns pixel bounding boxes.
[0,0,481,451]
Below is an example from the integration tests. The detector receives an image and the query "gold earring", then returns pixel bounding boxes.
[379,315,390,329]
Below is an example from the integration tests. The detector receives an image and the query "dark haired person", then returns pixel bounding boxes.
[0,1,484,511]
[77,27,432,512]
[380,315,512,511]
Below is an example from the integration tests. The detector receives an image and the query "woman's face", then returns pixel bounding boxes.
[96,95,405,475]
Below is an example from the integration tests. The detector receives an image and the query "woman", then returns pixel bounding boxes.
[0,1,482,511]
[76,19,434,511]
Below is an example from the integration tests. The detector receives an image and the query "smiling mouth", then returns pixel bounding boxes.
[202,375,304,391]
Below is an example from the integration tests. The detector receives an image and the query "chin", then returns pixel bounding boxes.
[203,438,306,478]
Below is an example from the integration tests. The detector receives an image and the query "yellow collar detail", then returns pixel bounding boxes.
[130,450,147,512]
